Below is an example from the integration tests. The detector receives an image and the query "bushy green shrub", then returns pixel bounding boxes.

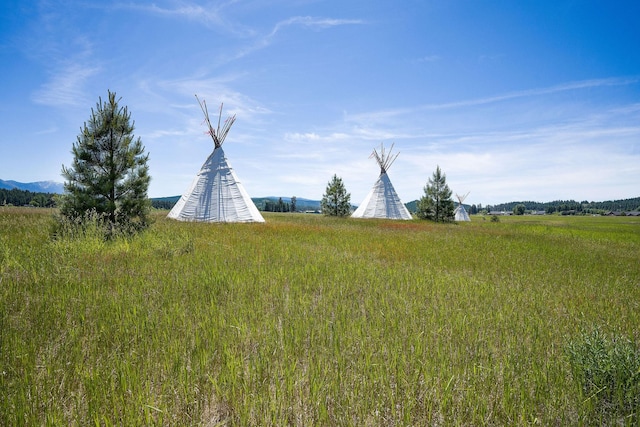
[566,327,640,421]
[50,208,135,242]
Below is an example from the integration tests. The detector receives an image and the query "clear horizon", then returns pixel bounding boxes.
[1,1,639,206]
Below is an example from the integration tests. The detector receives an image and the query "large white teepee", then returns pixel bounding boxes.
[454,192,471,222]
[167,97,264,223]
[351,143,412,220]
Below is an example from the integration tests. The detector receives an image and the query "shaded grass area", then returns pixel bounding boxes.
[1,208,639,425]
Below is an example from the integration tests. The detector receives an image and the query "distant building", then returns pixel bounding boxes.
[611,211,640,217]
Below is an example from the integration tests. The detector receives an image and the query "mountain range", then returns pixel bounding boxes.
[0,179,64,194]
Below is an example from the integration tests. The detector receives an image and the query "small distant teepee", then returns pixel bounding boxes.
[454,192,471,221]
[167,96,264,223]
[351,143,412,220]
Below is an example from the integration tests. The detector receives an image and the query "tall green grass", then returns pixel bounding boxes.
[1,207,639,425]
[566,327,640,422]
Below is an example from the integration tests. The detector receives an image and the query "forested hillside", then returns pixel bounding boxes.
[0,188,57,207]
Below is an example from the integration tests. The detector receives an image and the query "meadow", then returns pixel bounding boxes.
[1,207,639,426]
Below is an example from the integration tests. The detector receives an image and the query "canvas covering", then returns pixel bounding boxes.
[454,204,471,221]
[351,172,412,220]
[168,147,265,223]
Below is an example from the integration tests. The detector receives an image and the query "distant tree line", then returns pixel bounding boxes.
[483,198,640,215]
[152,196,313,212]
[2,188,171,211]
[0,188,57,207]
[406,197,640,217]
[151,199,176,210]
[262,197,297,212]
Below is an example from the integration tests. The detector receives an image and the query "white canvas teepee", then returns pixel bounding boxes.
[351,143,412,220]
[454,192,471,221]
[167,97,264,223]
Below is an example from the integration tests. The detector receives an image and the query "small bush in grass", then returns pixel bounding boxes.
[566,327,640,421]
[50,208,132,242]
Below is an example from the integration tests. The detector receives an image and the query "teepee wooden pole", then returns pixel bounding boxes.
[195,95,236,148]
[371,142,400,174]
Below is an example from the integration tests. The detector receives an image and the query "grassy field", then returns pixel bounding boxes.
[1,207,639,425]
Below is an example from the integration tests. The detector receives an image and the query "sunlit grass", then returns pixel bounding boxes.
[1,207,639,425]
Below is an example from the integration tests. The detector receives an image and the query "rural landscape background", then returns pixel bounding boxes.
[2,178,640,216]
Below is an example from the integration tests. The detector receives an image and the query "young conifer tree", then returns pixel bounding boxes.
[321,174,352,217]
[416,165,454,222]
[60,90,151,235]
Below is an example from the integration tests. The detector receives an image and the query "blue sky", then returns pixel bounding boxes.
[1,0,639,206]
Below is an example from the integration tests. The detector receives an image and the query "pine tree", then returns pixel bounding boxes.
[60,91,151,235]
[416,165,454,222]
[321,174,351,217]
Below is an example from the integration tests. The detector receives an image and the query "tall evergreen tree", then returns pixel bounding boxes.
[321,174,351,217]
[60,91,151,235]
[416,165,454,222]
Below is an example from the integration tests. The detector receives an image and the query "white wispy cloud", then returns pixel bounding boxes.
[25,2,99,108]
[415,55,440,63]
[424,76,640,110]
[33,126,59,135]
[343,76,640,124]
[284,131,351,143]
[228,15,364,62]
[144,73,273,121]
[268,16,364,37]
[33,62,101,107]
[119,0,251,36]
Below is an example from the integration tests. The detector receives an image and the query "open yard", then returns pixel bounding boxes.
[1,208,639,425]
